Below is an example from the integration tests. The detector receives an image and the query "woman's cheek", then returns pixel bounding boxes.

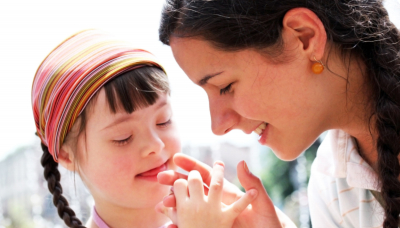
[235,95,261,119]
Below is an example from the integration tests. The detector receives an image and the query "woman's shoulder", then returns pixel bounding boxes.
[308,160,385,227]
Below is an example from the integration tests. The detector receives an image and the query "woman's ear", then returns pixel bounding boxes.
[58,144,76,172]
[281,7,327,61]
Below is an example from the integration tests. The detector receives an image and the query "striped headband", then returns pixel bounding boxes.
[32,30,166,162]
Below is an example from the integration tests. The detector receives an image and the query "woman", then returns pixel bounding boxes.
[156,0,400,227]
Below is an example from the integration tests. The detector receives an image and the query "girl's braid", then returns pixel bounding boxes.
[40,143,86,228]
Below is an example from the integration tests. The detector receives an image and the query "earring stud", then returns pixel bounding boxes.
[312,56,324,74]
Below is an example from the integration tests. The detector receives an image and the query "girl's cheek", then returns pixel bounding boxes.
[91,157,135,192]
[165,129,181,155]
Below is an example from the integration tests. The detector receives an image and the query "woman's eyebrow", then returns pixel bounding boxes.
[198,71,224,86]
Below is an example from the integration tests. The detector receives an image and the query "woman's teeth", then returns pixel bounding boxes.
[254,122,267,135]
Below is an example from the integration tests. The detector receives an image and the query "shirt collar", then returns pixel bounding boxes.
[315,130,380,191]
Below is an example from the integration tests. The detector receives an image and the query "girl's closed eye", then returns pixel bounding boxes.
[113,135,133,146]
[157,119,172,128]
[220,83,233,95]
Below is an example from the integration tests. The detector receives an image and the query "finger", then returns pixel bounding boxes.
[237,161,275,211]
[187,170,205,200]
[173,153,213,185]
[208,161,225,205]
[225,189,258,217]
[163,194,176,207]
[174,179,189,203]
[158,170,210,195]
[167,225,178,228]
[158,170,188,186]
[155,201,178,224]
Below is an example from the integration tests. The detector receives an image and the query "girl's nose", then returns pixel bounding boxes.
[140,131,165,157]
[209,96,240,135]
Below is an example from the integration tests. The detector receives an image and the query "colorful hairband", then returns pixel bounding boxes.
[32,29,166,161]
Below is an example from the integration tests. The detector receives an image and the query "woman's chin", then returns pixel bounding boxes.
[268,144,309,161]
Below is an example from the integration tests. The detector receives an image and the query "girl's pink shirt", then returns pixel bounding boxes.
[91,206,170,228]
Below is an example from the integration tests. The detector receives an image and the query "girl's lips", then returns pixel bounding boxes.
[137,162,168,182]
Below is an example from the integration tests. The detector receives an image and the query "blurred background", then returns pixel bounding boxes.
[0,0,399,227]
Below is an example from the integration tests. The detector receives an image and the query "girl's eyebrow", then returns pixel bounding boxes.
[100,100,168,131]
[198,71,224,86]
[101,115,132,131]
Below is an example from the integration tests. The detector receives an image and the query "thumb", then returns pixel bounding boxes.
[237,161,275,212]
[226,188,258,217]
[155,201,178,224]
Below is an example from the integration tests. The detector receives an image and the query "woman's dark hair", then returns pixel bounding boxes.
[40,66,169,227]
[159,0,400,227]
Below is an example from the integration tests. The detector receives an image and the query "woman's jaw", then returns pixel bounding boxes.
[249,120,323,161]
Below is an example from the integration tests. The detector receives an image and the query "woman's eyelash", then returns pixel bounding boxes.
[113,135,132,146]
[220,83,233,95]
[157,119,172,127]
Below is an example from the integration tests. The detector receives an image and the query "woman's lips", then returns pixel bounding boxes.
[258,123,269,145]
[253,122,267,135]
[136,162,168,182]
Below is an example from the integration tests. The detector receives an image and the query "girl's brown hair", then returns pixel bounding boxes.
[159,0,400,226]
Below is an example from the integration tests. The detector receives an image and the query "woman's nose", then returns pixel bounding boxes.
[140,131,165,157]
[209,96,240,135]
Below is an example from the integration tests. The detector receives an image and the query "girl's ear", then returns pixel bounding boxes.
[58,144,76,171]
[281,7,327,61]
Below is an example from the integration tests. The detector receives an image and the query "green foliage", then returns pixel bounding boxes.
[258,141,319,207]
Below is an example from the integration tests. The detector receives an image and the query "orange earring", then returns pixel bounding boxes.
[312,56,324,74]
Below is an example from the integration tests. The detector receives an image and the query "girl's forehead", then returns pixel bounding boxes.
[88,90,170,129]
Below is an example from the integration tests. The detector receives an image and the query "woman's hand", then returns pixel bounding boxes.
[156,154,296,228]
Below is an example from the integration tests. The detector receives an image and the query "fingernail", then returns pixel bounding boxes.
[214,161,225,167]
[243,161,250,174]
[248,189,257,197]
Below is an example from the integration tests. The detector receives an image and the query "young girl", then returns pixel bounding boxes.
[156,0,400,227]
[31,30,181,228]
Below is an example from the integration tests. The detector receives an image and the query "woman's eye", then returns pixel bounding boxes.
[113,135,132,146]
[157,119,171,127]
[220,83,233,95]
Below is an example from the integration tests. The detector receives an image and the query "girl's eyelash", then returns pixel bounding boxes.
[220,83,233,95]
[157,119,172,127]
[113,135,132,146]
[112,119,171,146]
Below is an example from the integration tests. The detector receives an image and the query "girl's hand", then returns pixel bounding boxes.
[157,154,296,228]
[161,161,258,228]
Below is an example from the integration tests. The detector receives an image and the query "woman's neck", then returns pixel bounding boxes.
[323,49,379,171]
[91,199,169,228]
[327,50,399,175]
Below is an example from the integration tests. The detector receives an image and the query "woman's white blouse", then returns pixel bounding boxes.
[308,130,386,227]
